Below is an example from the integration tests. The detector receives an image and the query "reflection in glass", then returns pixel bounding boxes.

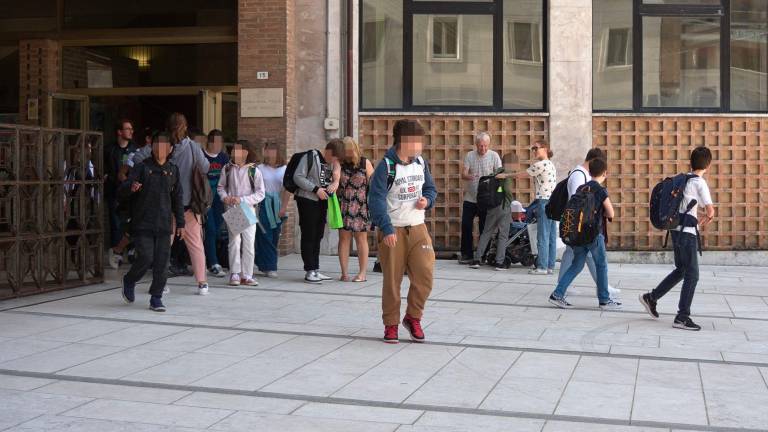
[503,0,544,109]
[62,44,237,89]
[593,0,633,110]
[361,0,403,109]
[731,0,768,111]
[642,16,720,108]
[413,14,493,106]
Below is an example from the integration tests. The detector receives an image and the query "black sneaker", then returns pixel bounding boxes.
[149,296,166,312]
[373,261,382,273]
[458,257,473,265]
[469,260,481,269]
[122,276,135,304]
[639,293,659,319]
[548,294,573,309]
[673,317,701,331]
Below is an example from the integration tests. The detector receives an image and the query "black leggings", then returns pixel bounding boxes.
[296,197,327,271]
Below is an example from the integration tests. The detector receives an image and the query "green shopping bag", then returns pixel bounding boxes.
[327,193,343,229]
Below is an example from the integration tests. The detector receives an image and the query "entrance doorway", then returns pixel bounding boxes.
[90,95,199,144]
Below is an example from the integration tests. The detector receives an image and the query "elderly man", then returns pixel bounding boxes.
[460,132,502,264]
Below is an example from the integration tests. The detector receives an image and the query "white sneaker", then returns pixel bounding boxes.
[529,269,549,275]
[599,299,623,311]
[242,276,259,286]
[263,271,278,278]
[108,249,122,269]
[547,269,554,275]
[305,271,322,284]
[209,264,226,278]
[197,283,209,296]
[229,274,241,286]
[163,286,170,294]
[315,272,332,281]
[608,285,621,296]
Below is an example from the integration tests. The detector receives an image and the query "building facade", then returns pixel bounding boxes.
[1,0,766,255]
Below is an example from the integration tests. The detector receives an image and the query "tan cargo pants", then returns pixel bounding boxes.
[378,224,435,326]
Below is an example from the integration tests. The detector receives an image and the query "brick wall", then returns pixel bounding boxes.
[593,116,768,250]
[359,115,549,251]
[19,39,60,127]
[237,0,297,255]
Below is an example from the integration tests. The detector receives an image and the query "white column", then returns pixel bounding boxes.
[548,0,593,176]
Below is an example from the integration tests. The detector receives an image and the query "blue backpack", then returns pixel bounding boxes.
[649,173,701,253]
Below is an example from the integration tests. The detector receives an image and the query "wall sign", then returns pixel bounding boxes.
[241,88,284,118]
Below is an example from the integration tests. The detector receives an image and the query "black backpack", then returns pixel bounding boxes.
[283,150,317,194]
[476,174,504,211]
[559,183,601,247]
[650,173,701,253]
[546,170,586,221]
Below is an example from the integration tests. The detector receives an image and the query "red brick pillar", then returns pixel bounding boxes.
[18,39,61,127]
[238,0,297,255]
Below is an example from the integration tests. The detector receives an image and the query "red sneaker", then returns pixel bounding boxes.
[383,325,399,344]
[402,314,425,343]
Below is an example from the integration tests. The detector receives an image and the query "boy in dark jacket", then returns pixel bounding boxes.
[120,133,185,312]
[368,120,438,343]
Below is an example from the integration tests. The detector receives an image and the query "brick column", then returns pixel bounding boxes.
[238,0,297,255]
[18,39,61,127]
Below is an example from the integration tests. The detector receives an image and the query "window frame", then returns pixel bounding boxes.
[505,19,544,65]
[359,0,549,113]
[595,0,768,114]
[427,15,463,63]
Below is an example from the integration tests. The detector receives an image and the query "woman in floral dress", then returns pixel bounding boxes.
[337,137,374,282]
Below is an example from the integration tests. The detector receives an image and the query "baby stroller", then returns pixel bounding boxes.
[482,204,538,268]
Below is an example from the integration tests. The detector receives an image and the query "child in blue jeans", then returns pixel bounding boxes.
[548,158,622,311]
[639,147,715,331]
[203,129,229,277]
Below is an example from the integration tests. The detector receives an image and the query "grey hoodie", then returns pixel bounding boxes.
[293,150,331,201]
[132,137,210,207]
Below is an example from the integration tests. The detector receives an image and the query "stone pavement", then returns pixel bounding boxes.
[1,255,767,432]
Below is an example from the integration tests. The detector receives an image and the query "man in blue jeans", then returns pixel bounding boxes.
[548,158,622,310]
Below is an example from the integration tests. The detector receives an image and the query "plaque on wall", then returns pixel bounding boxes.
[241,88,284,118]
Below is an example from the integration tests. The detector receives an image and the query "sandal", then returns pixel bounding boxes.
[339,275,351,282]
[353,275,367,282]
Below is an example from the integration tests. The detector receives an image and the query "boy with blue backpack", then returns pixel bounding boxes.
[640,146,714,331]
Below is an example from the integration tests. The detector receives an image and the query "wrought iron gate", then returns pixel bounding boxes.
[0,124,104,300]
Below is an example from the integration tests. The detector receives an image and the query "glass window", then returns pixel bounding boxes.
[63,0,235,29]
[642,16,721,108]
[731,0,768,111]
[593,0,633,110]
[413,14,493,106]
[503,0,544,109]
[361,0,403,110]
[62,44,237,89]
[0,0,57,33]
[643,0,720,4]
[0,47,20,123]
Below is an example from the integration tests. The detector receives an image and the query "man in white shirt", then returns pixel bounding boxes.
[559,148,620,297]
[460,132,502,264]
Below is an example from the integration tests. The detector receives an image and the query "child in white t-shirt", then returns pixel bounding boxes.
[639,147,715,331]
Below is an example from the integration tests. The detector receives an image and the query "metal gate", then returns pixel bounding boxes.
[0,124,104,300]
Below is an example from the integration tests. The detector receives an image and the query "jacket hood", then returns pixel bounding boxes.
[385,146,420,165]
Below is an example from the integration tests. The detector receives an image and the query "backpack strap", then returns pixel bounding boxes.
[384,157,397,191]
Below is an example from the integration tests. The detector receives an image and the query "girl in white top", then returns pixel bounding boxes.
[255,142,291,277]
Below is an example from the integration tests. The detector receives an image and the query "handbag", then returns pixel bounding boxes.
[327,193,343,229]
[223,201,259,236]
